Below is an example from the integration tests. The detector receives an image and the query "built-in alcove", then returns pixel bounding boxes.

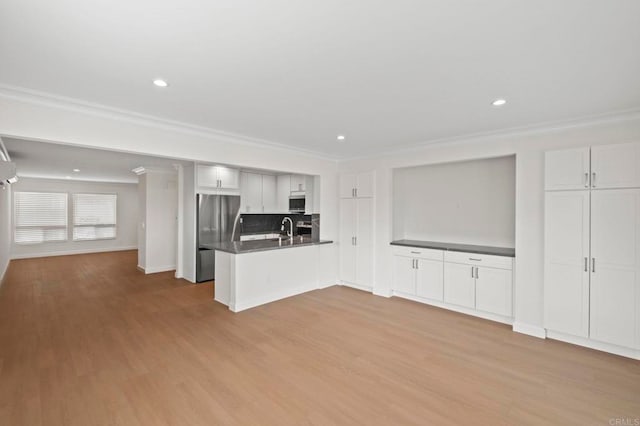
[392,155,516,248]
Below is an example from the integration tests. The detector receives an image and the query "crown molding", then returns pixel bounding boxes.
[340,107,640,162]
[0,84,340,162]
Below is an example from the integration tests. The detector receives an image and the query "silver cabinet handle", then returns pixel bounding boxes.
[475,267,479,279]
[410,251,421,254]
[584,257,588,272]
[354,236,357,246]
[592,172,596,187]
[352,236,355,245]
[355,188,358,197]
[468,258,482,261]
[592,258,595,273]
[471,266,474,278]
[412,259,416,269]
[584,172,589,188]
[352,188,355,197]
[415,259,419,270]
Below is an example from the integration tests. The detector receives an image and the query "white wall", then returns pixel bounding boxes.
[340,114,640,334]
[0,92,339,284]
[10,177,138,258]
[139,170,178,273]
[0,186,10,285]
[393,156,515,247]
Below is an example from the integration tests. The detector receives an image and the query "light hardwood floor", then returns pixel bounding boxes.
[0,251,638,425]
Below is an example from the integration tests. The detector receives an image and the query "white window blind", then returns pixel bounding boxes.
[14,192,68,244]
[72,193,117,241]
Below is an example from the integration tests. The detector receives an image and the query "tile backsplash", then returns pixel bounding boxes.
[238,214,318,240]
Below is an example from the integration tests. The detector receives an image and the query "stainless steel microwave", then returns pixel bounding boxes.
[288,195,305,213]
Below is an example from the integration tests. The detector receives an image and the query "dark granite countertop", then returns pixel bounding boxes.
[205,237,333,254]
[390,239,515,257]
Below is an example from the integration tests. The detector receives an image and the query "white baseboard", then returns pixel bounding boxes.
[547,330,640,360]
[10,245,137,260]
[339,281,373,293]
[512,322,547,339]
[138,264,176,274]
[0,257,8,289]
[373,288,392,298]
[393,291,514,326]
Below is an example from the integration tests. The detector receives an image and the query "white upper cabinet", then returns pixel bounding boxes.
[544,191,591,337]
[262,175,277,212]
[276,175,291,213]
[591,142,640,189]
[340,171,374,198]
[240,172,263,213]
[545,142,640,191]
[545,147,590,191]
[197,165,240,190]
[589,189,640,349]
[290,174,306,193]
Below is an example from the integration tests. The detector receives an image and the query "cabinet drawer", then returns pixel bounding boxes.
[444,251,513,270]
[392,246,444,261]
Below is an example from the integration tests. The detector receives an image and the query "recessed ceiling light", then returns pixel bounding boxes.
[337,135,346,141]
[492,98,507,107]
[72,168,80,173]
[153,79,169,87]
[65,176,71,179]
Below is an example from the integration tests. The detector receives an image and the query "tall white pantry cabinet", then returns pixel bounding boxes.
[544,142,640,357]
[339,172,375,291]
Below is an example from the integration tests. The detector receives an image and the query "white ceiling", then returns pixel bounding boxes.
[1,1,639,158]
[2,137,185,183]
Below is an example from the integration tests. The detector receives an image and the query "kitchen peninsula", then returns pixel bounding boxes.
[212,236,333,312]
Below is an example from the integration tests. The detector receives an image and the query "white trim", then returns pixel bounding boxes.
[373,288,393,297]
[10,245,137,259]
[138,264,176,274]
[0,257,8,288]
[393,290,514,326]
[340,108,640,161]
[512,322,547,339]
[0,84,339,161]
[339,281,373,293]
[546,330,640,361]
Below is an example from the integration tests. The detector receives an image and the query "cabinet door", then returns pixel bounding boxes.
[393,256,416,295]
[444,262,476,308]
[545,148,590,191]
[476,267,512,317]
[276,175,291,212]
[290,175,305,193]
[544,191,590,337]
[339,198,357,284]
[339,173,357,198]
[356,171,374,198]
[197,165,219,188]
[591,142,640,189]
[217,167,240,189]
[241,172,262,213]
[355,198,374,287]
[416,258,443,301]
[262,175,277,212]
[590,190,640,348]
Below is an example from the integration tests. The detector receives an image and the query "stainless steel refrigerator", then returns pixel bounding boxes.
[196,194,241,282]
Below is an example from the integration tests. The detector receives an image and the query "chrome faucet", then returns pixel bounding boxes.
[281,217,293,239]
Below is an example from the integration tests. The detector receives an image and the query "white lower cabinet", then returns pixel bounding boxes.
[475,267,513,317]
[392,245,513,323]
[443,262,476,308]
[416,259,444,301]
[392,250,444,301]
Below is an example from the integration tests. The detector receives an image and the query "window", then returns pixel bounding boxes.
[14,192,68,244]
[72,193,117,241]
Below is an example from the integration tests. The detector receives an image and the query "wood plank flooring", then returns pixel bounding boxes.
[0,250,639,425]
